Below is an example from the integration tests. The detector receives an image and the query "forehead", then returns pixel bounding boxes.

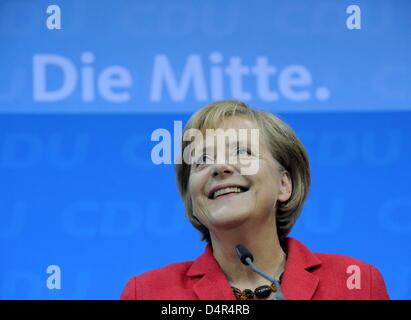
[189,115,264,150]
[213,116,258,131]
[200,116,260,141]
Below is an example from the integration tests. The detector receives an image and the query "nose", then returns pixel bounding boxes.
[212,163,234,177]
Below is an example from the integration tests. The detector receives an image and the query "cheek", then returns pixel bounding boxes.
[188,174,206,201]
[252,170,279,202]
[258,187,277,203]
[190,192,211,226]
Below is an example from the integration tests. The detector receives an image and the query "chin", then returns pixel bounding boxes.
[208,208,252,230]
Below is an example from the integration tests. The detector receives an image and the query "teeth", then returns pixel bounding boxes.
[213,187,243,199]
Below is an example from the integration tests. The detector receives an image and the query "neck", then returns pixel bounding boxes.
[210,219,286,289]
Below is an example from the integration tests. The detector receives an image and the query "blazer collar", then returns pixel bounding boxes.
[280,237,322,300]
[186,237,322,300]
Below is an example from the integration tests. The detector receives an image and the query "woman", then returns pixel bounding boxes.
[121,100,389,300]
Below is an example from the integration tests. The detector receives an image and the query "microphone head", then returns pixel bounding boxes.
[235,244,254,265]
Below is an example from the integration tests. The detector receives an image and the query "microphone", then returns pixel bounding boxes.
[235,244,253,265]
[235,244,286,300]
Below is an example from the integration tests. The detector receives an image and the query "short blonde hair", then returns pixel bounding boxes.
[175,100,310,244]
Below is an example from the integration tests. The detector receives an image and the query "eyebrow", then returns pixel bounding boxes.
[199,139,250,154]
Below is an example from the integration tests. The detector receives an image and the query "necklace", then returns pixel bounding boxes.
[231,272,284,300]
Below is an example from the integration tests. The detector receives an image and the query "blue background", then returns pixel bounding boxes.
[0,0,410,299]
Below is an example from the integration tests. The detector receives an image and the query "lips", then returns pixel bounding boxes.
[208,184,249,199]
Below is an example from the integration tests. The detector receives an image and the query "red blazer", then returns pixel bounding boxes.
[121,237,389,300]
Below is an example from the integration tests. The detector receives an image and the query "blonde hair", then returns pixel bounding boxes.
[175,100,310,244]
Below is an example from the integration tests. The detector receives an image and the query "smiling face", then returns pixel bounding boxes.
[187,116,292,237]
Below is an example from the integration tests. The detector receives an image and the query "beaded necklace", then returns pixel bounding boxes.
[231,272,284,300]
[231,239,288,301]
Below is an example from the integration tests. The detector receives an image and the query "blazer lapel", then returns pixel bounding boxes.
[280,237,322,300]
[187,245,235,300]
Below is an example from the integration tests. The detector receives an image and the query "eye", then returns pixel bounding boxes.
[237,147,252,156]
[193,154,214,167]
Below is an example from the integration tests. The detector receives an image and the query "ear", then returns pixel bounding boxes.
[277,170,292,203]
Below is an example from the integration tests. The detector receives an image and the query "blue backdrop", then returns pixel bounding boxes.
[0,0,410,299]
